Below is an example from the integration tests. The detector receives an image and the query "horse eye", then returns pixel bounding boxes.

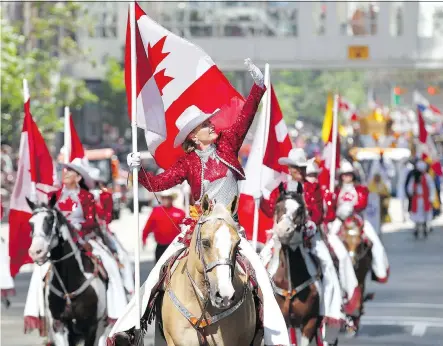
[201,239,211,249]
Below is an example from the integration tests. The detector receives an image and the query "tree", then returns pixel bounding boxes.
[1,2,98,151]
[272,70,367,127]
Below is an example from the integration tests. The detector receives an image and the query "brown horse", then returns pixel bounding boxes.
[339,215,372,335]
[160,196,261,346]
[269,191,322,346]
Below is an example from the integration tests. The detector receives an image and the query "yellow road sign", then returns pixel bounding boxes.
[348,45,369,60]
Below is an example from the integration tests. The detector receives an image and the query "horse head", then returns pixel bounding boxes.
[340,215,365,264]
[192,194,241,309]
[273,190,307,245]
[27,194,68,265]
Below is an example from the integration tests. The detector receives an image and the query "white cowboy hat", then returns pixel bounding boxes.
[173,105,220,148]
[88,167,107,183]
[61,158,94,189]
[339,160,354,174]
[158,188,178,198]
[278,148,308,167]
[306,158,319,175]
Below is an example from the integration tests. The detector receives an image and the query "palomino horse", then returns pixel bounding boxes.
[339,215,372,335]
[270,191,322,346]
[160,195,260,346]
[27,195,108,346]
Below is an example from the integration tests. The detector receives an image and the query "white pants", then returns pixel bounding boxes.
[108,233,134,294]
[109,233,290,346]
[309,234,344,329]
[0,237,14,294]
[89,239,128,320]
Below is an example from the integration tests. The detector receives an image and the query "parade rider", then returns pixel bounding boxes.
[110,58,290,346]
[261,148,344,335]
[306,158,361,315]
[330,160,390,283]
[24,158,128,328]
[89,167,134,296]
[405,159,436,237]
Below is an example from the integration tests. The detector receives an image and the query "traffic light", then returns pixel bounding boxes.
[392,86,406,106]
[427,86,440,95]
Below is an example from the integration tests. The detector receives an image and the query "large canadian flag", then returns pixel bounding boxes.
[125,3,245,169]
[238,86,292,244]
[8,81,56,277]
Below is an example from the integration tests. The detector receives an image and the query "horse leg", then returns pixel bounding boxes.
[300,317,318,346]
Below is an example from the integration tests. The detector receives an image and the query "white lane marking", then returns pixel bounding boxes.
[362,315,443,327]
[368,302,443,309]
[411,323,428,337]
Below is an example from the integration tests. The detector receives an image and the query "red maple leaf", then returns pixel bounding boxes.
[203,157,229,183]
[58,197,77,214]
[147,36,174,94]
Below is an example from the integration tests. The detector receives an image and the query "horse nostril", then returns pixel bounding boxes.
[215,292,222,299]
[230,294,235,302]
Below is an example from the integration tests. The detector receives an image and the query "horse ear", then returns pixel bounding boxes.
[26,197,37,211]
[201,194,211,214]
[48,193,58,209]
[227,195,238,215]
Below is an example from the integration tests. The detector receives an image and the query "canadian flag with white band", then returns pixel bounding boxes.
[238,86,292,244]
[125,2,244,169]
[8,80,57,277]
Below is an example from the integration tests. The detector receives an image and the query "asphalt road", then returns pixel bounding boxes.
[1,209,443,346]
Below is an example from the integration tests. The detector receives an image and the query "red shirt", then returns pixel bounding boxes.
[142,206,185,245]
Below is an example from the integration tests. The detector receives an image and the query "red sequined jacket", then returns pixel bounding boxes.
[261,180,324,226]
[51,188,98,235]
[321,186,337,223]
[138,84,266,203]
[96,189,113,225]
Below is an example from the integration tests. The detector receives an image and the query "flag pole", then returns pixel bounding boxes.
[64,106,70,164]
[252,63,270,251]
[24,78,46,337]
[330,94,339,192]
[129,1,142,332]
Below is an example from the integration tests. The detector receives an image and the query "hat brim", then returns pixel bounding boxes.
[173,109,220,148]
[61,163,95,190]
[278,157,308,167]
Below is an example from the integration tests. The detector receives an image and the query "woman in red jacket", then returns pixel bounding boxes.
[111,59,289,346]
[262,149,344,338]
[329,160,390,283]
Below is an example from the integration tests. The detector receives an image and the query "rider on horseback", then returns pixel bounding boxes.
[24,158,128,329]
[109,59,290,346]
[329,160,390,283]
[90,167,135,296]
[261,148,344,338]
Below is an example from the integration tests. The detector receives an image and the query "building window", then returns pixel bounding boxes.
[90,3,118,38]
[419,2,443,37]
[338,1,379,36]
[390,2,404,36]
[313,2,327,35]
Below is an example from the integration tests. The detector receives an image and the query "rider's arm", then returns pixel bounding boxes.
[220,84,266,153]
[304,181,324,225]
[260,187,279,218]
[138,156,188,192]
[100,192,113,224]
[354,185,369,213]
[79,191,99,231]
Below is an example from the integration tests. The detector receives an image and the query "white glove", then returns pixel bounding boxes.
[244,58,264,88]
[127,152,141,170]
[337,203,354,221]
[71,222,82,231]
[304,220,317,238]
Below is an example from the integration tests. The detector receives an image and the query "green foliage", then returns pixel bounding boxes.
[1,2,98,150]
[273,70,367,127]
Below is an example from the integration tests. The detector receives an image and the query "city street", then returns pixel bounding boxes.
[1,207,443,346]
